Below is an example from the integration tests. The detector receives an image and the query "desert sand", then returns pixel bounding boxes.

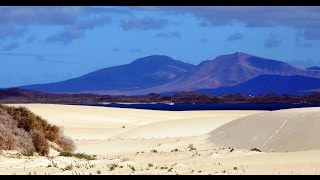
[1,104,320,175]
[209,107,320,152]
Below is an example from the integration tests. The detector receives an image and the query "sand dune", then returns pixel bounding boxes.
[209,107,320,152]
[3,104,320,174]
[8,104,261,140]
[116,115,251,139]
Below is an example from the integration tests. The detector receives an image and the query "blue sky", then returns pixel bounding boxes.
[1,6,320,87]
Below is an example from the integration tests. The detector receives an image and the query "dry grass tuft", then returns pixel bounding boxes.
[59,152,97,160]
[0,104,75,156]
[250,148,262,152]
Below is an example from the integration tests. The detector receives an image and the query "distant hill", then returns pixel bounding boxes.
[2,87,320,105]
[18,52,320,95]
[138,52,320,94]
[197,75,320,96]
[307,66,320,71]
[20,55,195,93]
[0,88,43,99]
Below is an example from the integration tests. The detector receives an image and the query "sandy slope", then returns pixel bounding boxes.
[2,104,320,175]
[2,136,320,175]
[116,111,261,139]
[8,104,261,140]
[209,107,320,152]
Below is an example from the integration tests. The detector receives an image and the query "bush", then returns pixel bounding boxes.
[171,149,179,152]
[128,165,135,172]
[109,164,118,171]
[62,164,73,171]
[150,149,158,153]
[188,144,197,151]
[32,130,49,155]
[0,104,75,156]
[250,148,262,152]
[0,108,34,151]
[59,152,97,160]
[56,135,76,152]
[23,149,35,156]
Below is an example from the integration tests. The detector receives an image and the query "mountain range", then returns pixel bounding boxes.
[196,75,320,96]
[20,55,195,93]
[307,66,320,71]
[19,52,320,96]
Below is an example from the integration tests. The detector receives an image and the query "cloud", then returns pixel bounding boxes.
[46,28,85,44]
[226,32,243,42]
[121,16,169,31]
[296,31,313,48]
[288,57,318,68]
[46,15,112,44]
[135,7,320,40]
[154,31,181,38]
[200,38,209,43]
[200,38,208,43]
[0,7,84,44]
[264,35,282,48]
[112,48,142,53]
[0,25,27,40]
[0,53,75,64]
[0,7,121,44]
[85,6,133,15]
[0,7,120,26]
[25,36,36,44]
[129,48,142,53]
[297,41,313,48]
[301,29,320,40]
[0,7,80,26]
[2,42,20,51]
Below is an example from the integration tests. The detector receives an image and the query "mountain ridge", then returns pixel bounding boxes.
[307,66,320,71]
[18,52,320,95]
[196,75,320,96]
[116,52,320,95]
[20,55,195,93]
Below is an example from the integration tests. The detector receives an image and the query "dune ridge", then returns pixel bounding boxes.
[209,107,320,152]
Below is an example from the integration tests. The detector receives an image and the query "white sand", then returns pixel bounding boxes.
[116,111,260,139]
[1,104,320,175]
[209,107,320,152]
[8,104,260,140]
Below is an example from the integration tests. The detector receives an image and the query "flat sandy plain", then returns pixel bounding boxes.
[1,104,320,175]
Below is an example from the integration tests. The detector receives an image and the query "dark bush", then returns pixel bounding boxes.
[250,148,262,152]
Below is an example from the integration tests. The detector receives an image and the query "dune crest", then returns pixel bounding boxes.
[209,107,320,152]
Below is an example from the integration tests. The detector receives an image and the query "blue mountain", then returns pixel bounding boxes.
[18,52,320,95]
[142,52,320,93]
[19,55,195,93]
[307,66,320,71]
[196,75,320,96]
